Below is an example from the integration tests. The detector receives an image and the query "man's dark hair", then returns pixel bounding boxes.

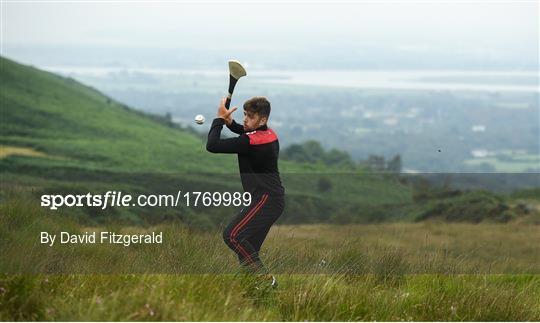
[243,97,271,117]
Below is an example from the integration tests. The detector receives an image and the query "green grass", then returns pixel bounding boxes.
[4,200,539,275]
[1,274,538,321]
[0,196,539,321]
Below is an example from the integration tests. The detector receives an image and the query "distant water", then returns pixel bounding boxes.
[43,66,539,93]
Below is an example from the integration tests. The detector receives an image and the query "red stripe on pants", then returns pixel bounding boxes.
[230,194,268,270]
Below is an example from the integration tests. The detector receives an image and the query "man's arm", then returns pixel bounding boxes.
[226,119,245,134]
[206,118,250,154]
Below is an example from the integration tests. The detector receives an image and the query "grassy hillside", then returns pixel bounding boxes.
[1,55,232,173]
[1,197,539,320]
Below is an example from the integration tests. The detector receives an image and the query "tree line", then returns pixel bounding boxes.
[281,140,402,173]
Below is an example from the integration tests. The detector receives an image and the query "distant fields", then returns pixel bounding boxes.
[464,154,540,172]
[42,64,540,173]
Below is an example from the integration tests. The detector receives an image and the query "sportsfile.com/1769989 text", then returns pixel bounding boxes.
[40,191,252,210]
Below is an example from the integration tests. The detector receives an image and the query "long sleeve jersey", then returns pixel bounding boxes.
[206,118,285,196]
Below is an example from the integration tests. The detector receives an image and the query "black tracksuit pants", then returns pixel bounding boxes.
[223,192,285,274]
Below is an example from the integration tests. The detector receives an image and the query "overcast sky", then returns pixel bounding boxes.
[2,1,537,51]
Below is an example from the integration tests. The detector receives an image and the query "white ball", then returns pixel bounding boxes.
[194,114,205,125]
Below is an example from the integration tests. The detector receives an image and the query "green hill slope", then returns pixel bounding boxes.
[0,56,232,173]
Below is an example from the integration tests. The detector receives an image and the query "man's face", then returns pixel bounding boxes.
[243,110,266,132]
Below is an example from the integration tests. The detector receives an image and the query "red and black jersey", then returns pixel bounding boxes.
[206,118,285,196]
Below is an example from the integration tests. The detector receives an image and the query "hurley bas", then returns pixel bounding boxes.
[41,231,163,247]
